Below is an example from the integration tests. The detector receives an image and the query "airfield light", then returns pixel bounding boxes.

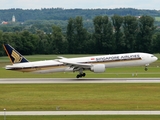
[4,108,6,120]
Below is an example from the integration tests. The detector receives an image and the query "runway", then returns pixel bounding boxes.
[0,111,160,115]
[0,78,160,84]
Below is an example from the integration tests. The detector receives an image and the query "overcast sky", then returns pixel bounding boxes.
[1,0,160,10]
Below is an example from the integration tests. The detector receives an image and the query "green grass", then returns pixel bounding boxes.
[0,83,160,111]
[0,115,160,120]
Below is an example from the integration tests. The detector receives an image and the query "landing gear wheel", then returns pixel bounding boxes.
[82,73,86,77]
[76,73,86,78]
[145,67,148,71]
[76,74,80,78]
[76,74,82,78]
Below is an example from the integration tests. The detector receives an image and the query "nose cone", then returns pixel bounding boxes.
[152,55,158,62]
[149,54,158,63]
[155,56,158,61]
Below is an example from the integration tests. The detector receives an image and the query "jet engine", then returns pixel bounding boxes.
[91,64,106,73]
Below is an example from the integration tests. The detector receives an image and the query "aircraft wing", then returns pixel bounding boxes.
[58,60,92,68]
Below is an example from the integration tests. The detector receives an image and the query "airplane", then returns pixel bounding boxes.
[3,44,158,78]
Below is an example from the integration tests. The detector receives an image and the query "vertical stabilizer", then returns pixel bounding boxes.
[3,44,29,64]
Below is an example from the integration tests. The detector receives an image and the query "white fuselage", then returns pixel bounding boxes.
[5,52,158,73]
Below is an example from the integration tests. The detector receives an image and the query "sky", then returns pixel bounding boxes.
[1,0,160,10]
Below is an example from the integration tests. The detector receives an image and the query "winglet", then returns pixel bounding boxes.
[3,44,29,64]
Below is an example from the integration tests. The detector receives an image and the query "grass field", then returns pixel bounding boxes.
[0,115,160,120]
[0,83,160,111]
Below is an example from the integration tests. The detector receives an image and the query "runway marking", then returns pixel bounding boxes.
[0,111,160,115]
[0,78,160,84]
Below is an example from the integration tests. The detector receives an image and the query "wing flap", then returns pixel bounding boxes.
[58,60,92,68]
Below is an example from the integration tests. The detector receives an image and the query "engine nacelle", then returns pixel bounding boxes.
[91,64,106,73]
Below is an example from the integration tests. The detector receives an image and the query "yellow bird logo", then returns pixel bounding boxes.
[11,50,22,63]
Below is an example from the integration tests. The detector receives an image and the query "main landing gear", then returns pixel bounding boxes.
[74,68,86,78]
[76,73,86,78]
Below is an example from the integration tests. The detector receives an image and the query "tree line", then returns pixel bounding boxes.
[0,8,160,22]
[2,8,160,34]
[0,15,160,56]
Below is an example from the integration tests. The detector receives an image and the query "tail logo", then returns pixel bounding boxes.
[11,50,22,63]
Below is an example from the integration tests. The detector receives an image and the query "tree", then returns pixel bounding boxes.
[102,16,114,54]
[93,16,114,54]
[19,31,35,55]
[36,30,50,54]
[93,16,103,53]
[0,30,4,56]
[136,15,155,52]
[152,32,160,53]
[123,16,138,52]
[74,16,87,53]
[111,15,124,53]
[67,17,88,54]
[51,26,64,54]
[67,18,75,54]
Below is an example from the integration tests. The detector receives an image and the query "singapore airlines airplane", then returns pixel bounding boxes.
[3,44,158,78]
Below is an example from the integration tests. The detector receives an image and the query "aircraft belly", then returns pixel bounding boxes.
[64,67,74,72]
[33,67,67,73]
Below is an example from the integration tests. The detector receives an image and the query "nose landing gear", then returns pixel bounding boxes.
[145,67,148,71]
[145,64,149,71]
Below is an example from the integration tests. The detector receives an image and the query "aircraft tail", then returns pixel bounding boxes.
[3,44,29,64]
